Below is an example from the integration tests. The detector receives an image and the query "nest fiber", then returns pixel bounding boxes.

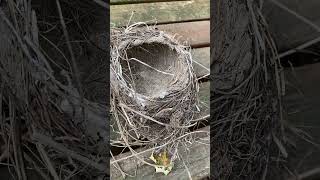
[0,1,108,179]
[211,0,287,179]
[110,24,198,154]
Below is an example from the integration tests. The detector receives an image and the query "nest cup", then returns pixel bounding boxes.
[111,24,198,150]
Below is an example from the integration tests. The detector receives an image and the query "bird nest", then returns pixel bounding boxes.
[110,23,199,158]
[211,0,288,179]
[0,1,108,179]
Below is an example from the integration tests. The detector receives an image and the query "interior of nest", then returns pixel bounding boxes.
[120,42,187,98]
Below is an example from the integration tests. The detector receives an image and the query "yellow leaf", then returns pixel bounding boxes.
[149,150,173,175]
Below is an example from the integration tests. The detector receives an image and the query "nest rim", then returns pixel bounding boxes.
[110,23,200,155]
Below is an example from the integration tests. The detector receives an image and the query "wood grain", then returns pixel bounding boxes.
[111,0,209,27]
[192,47,210,77]
[197,81,209,116]
[157,20,210,48]
[111,0,188,5]
[110,126,209,179]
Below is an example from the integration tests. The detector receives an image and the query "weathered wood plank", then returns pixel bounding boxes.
[111,20,209,48]
[111,0,188,5]
[192,47,210,77]
[110,126,209,179]
[189,81,210,122]
[110,0,320,51]
[127,21,210,47]
[111,0,210,27]
[197,81,209,115]
[157,20,210,48]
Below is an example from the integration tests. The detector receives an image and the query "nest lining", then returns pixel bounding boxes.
[110,24,199,155]
[122,43,186,97]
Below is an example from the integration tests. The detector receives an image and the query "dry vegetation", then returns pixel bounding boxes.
[211,0,287,179]
[0,0,108,179]
[110,23,204,176]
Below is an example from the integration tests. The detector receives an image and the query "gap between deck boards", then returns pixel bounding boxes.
[111,126,210,180]
[111,0,189,5]
[111,0,320,51]
[111,0,209,27]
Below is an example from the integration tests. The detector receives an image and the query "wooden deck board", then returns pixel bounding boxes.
[111,0,209,27]
[120,21,209,47]
[157,21,210,48]
[192,47,210,77]
[110,126,209,180]
[111,0,188,5]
